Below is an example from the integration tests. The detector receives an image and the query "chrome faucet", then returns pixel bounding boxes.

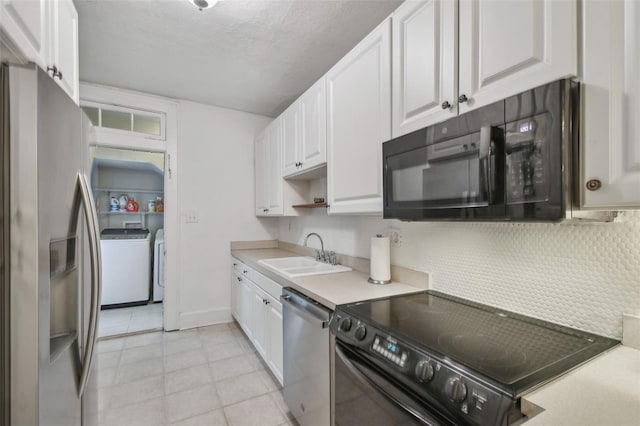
[304,232,336,264]
[304,232,324,258]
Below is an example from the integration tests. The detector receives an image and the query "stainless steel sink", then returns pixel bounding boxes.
[258,256,352,278]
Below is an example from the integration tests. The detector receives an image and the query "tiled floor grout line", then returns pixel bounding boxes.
[97,320,294,425]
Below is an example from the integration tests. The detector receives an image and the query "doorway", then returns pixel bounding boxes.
[89,146,165,338]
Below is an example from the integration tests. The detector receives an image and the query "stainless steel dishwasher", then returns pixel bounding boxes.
[281,287,332,426]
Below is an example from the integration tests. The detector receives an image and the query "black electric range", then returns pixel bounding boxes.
[331,291,618,425]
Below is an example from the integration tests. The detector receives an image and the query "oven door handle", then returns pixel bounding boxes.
[335,344,445,426]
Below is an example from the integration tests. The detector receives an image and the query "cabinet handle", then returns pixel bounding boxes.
[233,263,238,267]
[458,94,468,103]
[263,208,269,213]
[47,65,63,80]
[441,101,451,110]
[586,179,602,191]
[237,277,242,282]
[243,270,248,274]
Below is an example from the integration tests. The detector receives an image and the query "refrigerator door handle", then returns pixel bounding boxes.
[70,172,102,397]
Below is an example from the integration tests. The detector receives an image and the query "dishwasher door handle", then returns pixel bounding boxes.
[281,295,329,329]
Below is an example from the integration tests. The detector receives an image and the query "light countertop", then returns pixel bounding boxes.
[231,247,640,425]
[522,345,640,425]
[230,248,425,309]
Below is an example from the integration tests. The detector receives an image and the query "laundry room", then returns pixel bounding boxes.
[89,145,165,337]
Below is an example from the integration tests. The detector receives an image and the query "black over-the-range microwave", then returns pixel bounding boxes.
[383,79,579,221]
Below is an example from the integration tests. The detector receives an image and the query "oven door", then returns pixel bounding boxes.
[334,342,455,426]
[383,126,505,220]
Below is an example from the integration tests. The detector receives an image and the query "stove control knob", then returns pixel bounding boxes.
[354,325,367,341]
[340,318,353,332]
[415,360,435,383]
[445,377,467,403]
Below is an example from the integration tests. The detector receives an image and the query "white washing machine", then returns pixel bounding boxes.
[100,228,151,306]
[153,229,165,302]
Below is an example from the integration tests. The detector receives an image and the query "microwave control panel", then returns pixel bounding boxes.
[505,114,550,204]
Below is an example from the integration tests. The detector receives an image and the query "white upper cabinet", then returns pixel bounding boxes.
[255,121,284,216]
[48,0,78,104]
[392,0,458,138]
[281,101,300,177]
[267,122,284,215]
[0,0,79,104]
[327,18,391,215]
[282,77,327,178]
[299,77,327,172]
[254,128,269,216]
[458,0,577,113]
[581,0,640,208]
[0,0,46,66]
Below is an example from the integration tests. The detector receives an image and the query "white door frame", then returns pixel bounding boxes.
[79,82,180,330]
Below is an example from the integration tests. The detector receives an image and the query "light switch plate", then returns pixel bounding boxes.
[185,211,199,223]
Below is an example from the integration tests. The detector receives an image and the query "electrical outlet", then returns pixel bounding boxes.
[185,211,199,223]
[389,228,402,248]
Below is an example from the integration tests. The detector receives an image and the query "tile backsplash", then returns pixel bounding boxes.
[278,211,640,339]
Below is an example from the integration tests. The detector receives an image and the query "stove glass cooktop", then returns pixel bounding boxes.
[342,291,618,395]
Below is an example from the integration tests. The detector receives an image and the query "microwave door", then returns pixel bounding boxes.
[423,133,488,209]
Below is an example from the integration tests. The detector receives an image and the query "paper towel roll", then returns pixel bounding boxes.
[369,235,391,284]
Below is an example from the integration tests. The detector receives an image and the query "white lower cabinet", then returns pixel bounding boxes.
[251,285,269,359]
[237,273,253,341]
[266,299,283,383]
[230,259,283,385]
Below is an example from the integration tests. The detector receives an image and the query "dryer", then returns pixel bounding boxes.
[153,229,165,302]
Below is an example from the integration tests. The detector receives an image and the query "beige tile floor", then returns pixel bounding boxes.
[98,303,164,338]
[96,321,296,426]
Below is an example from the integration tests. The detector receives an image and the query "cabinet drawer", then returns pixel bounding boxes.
[231,258,245,272]
[246,268,283,300]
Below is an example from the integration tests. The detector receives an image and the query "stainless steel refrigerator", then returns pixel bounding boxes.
[3,64,102,426]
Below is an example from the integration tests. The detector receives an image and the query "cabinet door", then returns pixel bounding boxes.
[251,285,268,359]
[230,269,239,320]
[254,129,269,216]
[266,297,283,385]
[238,277,253,340]
[299,77,327,171]
[49,0,79,104]
[392,0,457,137]
[267,121,283,215]
[327,18,391,214]
[581,0,640,208]
[281,102,300,177]
[458,0,577,113]
[0,0,46,66]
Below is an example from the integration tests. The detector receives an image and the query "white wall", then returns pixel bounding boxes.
[278,211,640,339]
[177,101,277,328]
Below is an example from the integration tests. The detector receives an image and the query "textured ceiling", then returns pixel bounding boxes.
[75,0,403,117]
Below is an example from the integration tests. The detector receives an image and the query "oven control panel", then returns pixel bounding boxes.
[332,313,523,426]
[372,335,409,368]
